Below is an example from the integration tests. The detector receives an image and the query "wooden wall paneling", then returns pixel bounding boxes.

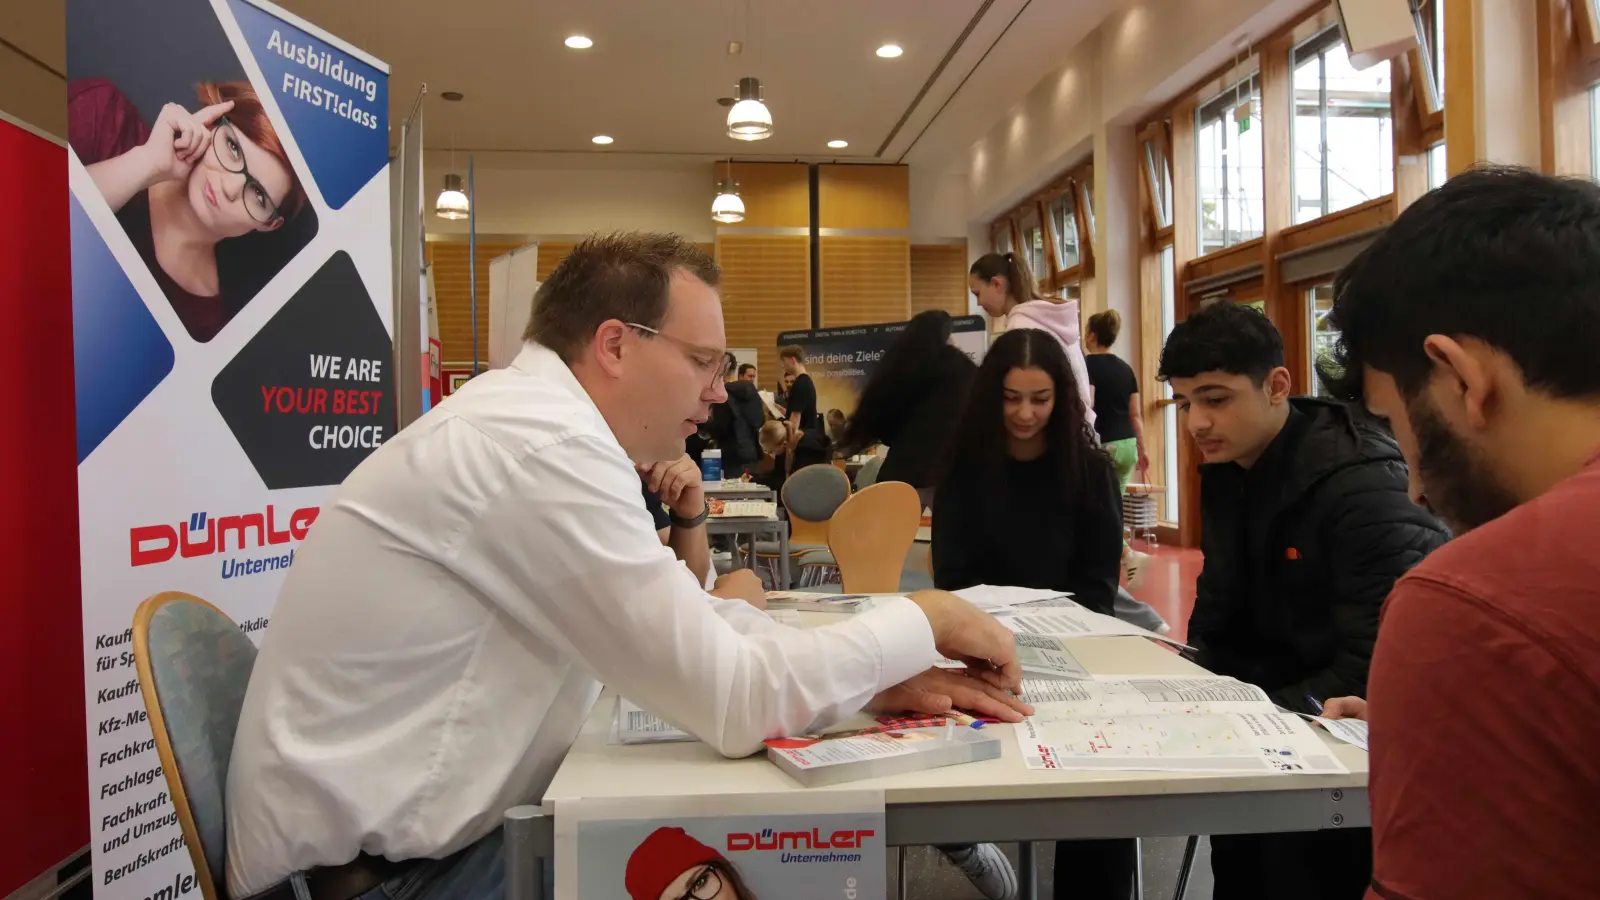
[426,240,523,365]
[817,165,911,229]
[910,243,970,315]
[818,236,912,327]
[533,241,577,281]
[716,235,812,390]
[1539,0,1596,175]
[1444,0,1479,174]
[726,162,812,228]
[1393,51,1433,211]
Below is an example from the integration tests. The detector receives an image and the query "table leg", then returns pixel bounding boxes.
[1134,837,1146,900]
[504,805,546,900]
[778,523,791,590]
[1019,841,1039,900]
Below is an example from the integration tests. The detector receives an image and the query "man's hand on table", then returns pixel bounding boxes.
[1321,696,1368,721]
[906,590,1023,694]
[869,669,1034,724]
[639,456,705,519]
[710,569,766,610]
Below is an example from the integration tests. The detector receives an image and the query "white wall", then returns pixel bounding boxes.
[909,166,970,241]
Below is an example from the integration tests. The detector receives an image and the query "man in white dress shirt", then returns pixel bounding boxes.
[225,233,1029,900]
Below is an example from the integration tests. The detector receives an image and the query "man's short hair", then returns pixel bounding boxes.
[1327,164,1600,403]
[524,232,720,362]
[1158,300,1284,385]
[779,345,805,363]
[737,363,756,377]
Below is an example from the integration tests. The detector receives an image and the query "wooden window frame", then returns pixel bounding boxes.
[1409,0,1446,135]
[1138,121,1176,240]
[986,158,1097,295]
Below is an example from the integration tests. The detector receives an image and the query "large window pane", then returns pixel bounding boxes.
[1428,142,1447,188]
[1160,245,1179,522]
[1293,29,1393,224]
[1048,192,1080,270]
[1019,206,1046,284]
[1308,283,1337,396]
[1412,0,1444,112]
[1197,73,1265,254]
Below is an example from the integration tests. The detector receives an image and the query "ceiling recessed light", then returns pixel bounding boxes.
[591,135,613,145]
[827,140,849,149]
[876,44,903,58]
[565,35,593,49]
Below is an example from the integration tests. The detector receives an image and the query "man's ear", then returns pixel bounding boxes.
[1266,365,1293,404]
[1421,334,1495,431]
[590,320,629,379]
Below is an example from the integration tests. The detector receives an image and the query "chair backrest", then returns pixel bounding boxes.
[782,464,852,546]
[133,592,259,900]
[827,481,922,593]
[854,456,884,490]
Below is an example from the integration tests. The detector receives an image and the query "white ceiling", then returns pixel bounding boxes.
[8,0,1127,174]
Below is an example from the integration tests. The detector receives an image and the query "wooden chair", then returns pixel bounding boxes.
[132,592,259,900]
[827,481,922,593]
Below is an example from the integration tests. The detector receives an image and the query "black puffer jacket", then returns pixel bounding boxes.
[1190,397,1449,712]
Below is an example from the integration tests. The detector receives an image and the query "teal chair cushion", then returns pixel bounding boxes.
[146,600,259,886]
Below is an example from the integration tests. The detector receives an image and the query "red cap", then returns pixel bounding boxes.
[625,827,724,900]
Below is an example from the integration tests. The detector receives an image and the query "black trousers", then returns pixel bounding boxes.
[1209,829,1372,900]
[1051,839,1137,900]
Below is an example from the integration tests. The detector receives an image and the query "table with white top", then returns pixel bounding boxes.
[502,628,1368,899]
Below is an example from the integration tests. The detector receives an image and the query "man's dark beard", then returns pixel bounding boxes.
[1409,395,1519,532]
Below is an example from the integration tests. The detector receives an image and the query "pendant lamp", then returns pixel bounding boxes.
[435,173,469,220]
[726,77,772,141]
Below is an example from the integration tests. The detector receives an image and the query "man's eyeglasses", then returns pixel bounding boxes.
[212,117,284,224]
[673,865,724,900]
[625,322,727,389]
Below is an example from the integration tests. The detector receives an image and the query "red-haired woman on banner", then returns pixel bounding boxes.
[69,78,308,341]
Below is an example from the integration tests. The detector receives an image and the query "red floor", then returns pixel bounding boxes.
[1126,543,1203,644]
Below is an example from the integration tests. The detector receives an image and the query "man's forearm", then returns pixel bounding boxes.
[667,521,711,586]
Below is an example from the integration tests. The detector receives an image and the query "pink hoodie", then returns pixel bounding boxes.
[1002,298,1097,428]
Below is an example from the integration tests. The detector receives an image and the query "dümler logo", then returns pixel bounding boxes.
[726,828,877,852]
[129,505,319,566]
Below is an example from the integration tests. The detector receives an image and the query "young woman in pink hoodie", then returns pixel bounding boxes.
[968,252,1096,430]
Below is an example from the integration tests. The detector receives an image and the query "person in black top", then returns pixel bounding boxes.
[707,352,765,477]
[778,345,829,472]
[1159,300,1447,900]
[1083,310,1147,487]
[837,310,977,507]
[931,327,1128,900]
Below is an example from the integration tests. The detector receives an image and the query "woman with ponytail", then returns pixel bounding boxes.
[969,251,1095,429]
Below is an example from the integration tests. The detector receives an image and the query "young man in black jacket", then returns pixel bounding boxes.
[707,354,765,477]
[1159,301,1448,900]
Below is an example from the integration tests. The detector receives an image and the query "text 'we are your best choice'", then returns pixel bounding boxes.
[261,354,387,450]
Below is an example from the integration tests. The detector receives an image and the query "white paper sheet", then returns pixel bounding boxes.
[1013,633,1091,680]
[1016,711,1348,773]
[998,608,1190,648]
[1023,676,1274,714]
[614,698,694,744]
[953,585,1074,610]
[1303,714,1370,752]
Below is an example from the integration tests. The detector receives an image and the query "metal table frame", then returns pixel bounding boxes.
[503,785,1367,899]
[704,516,789,589]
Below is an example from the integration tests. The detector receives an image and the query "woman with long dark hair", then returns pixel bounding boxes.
[837,310,977,506]
[931,328,1132,899]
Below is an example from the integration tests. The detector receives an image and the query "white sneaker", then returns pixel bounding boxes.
[1124,548,1151,590]
[939,844,1018,900]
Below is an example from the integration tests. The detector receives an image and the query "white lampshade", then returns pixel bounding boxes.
[435,173,469,220]
[726,77,772,141]
[712,178,745,223]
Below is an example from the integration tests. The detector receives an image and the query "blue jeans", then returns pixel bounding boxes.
[349,827,551,900]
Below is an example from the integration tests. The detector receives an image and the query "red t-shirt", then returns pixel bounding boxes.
[1367,453,1600,900]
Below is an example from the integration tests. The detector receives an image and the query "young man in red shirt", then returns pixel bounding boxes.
[1321,165,1600,900]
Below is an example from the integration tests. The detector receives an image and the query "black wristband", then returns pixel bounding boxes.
[669,501,710,529]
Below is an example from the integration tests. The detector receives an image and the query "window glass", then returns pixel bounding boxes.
[1428,142,1447,188]
[1292,29,1393,224]
[1413,0,1444,111]
[1308,282,1337,396]
[1591,87,1600,178]
[1018,207,1046,284]
[1048,192,1080,270]
[1143,130,1174,229]
[993,222,1013,256]
[1197,72,1265,254]
[1160,245,1178,522]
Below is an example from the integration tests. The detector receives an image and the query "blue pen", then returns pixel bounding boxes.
[1305,694,1325,715]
